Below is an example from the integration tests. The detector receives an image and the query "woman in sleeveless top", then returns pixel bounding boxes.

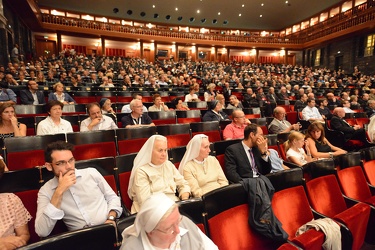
[0,103,26,146]
[305,122,346,159]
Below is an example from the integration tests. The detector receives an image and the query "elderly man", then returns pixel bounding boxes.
[227,95,244,109]
[80,102,118,131]
[120,193,217,249]
[35,141,122,237]
[330,107,367,143]
[302,98,325,122]
[268,107,301,134]
[20,80,46,105]
[365,99,375,118]
[121,99,155,128]
[223,109,251,140]
[121,93,148,114]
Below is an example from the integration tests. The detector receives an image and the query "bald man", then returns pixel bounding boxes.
[223,109,251,140]
[268,107,301,134]
[330,107,367,143]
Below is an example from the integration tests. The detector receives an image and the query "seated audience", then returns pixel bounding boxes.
[0,103,26,144]
[179,134,228,198]
[342,100,355,113]
[305,122,347,159]
[80,102,118,131]
[285,131,314,166]
[202,100,229,122]
[225,124,272,183]
[184,85,199,102]
[99,76,114,87]
[302,98,325,122]
[19,80,46,105]
[0,162,32,249]
[317,98,333,120]
[242,88,259,108]
[35,141,122,237]
[37,100,73,135]
[48,82,75,104]
[293,93,307,111]
[122,99,155,128]
[128,135,191,213]
[0,82,17,104]
[171,97,190,110]
[148,94,169,112]
[121,93,148,113]
[99,98,115,115]
[265,139,289,172]
[204,83,216,101]
[120,193,218,250]
[368,115,375,142]
[227,95,244,109]
[223,109,250,140]
[268,107,301,134]
[330,107,367,143]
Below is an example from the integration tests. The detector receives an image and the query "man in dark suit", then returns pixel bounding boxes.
[330,107,367,143]
[224,124,272,183]
[20,80,46,105]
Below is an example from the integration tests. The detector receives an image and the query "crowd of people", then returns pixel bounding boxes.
[1,54,375,249]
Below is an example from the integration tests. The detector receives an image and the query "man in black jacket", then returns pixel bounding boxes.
[19,80,46,105]
[330,107,367,143]
[225,124,272,183]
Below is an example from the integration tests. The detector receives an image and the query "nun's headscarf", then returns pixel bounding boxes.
[368,115,375,142]
[121,193,176,240]
[127,135,168,199]
[179,134,208,175]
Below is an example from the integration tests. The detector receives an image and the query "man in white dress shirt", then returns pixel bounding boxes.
[121,93,148,113]
[302,98,325,123]
[35,141,122,237]
[80,102,118,131]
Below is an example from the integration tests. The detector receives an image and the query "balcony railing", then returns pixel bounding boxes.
[40,2,375,45]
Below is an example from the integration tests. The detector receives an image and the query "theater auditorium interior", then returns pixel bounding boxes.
[0,0,375,249]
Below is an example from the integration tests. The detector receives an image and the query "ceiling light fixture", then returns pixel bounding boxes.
[127,10,133,15]
[177,16,183,21]
[166,15,171,20]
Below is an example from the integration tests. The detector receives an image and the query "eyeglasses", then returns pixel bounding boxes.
[52,157,75,167]
[154,216,183,235]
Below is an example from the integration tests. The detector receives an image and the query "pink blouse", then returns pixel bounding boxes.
[0,193,32,237]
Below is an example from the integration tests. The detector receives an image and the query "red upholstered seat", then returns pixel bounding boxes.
[165,134,191,148]
[306,175,371,250]
[118,138,148,155]
[272,186,325,249]
[73,141,117,161]
[177,117,201,124]
[277,242,299,250]
[363,160,375,185]
[192,130,222,142]
[7,150,45,170]
[118,172,132,211]
[15,190,39,243]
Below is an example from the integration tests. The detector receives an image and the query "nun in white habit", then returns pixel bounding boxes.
[120,193,218,250]
[128,135,191,214]
[179,134,228,198]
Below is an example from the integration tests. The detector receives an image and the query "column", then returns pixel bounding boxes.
[101,37,105,56]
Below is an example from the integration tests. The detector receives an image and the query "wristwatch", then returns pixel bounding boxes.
[107,215,116,221]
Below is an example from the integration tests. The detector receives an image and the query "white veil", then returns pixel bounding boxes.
[179,134,208,174]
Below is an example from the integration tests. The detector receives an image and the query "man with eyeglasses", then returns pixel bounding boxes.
[35,141,122,237]
[223,109,251,140]
[268,107,301,134]
[121,99,155,128]
[120,193,217,249]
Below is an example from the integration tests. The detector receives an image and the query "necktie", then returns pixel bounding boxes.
[248,149,257,173]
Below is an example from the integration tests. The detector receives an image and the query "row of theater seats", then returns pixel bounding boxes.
[7,145,375,249]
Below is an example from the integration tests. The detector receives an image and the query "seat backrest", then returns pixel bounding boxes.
[337,166,372,202]
[305,174,347,217]
[335,151,362,170]
[19,224,117,250]
[265,168,304,192]
[117,138,148,155]
[363,160,375,185]
[0,168,41,193]
[115,127,157,140]
[168,146,186,168]
[156,123,191,136]
[272,185,314,240]
[211,139,242,156]
[165,134,191,148]
[178,198,207,233]
[116,214,137,242]
[202,184,280,249]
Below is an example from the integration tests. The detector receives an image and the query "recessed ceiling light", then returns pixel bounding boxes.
[197,10,200,14]
[175,8,178,11]
[261,3,264,6]
[260,14,263,17]
[152,5,155,8]
[218,12,221,15]
[242,4,245,7]
[239,13,242,17]
[285,1,288,3]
